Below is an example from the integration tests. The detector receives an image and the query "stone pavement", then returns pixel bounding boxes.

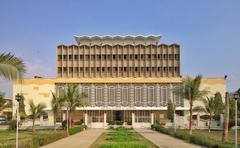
[41,129,104,148]
[135,128,202,148]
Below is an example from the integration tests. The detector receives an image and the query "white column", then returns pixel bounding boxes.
[151,113,154,125]
[197,114,200,128]
[132,112,135,127]
[220,114,224,127]
[40,115,43,126]
[103,112,107,129]
[84,112,88,126]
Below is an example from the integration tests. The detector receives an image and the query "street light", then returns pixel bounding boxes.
[15,93,22,148]
[233,92,239,148]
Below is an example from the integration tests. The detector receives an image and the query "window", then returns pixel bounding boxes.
[97,67,101,71]
[58,55,62,61]
[63,67,67,72]
[69,67,73,72]
[97,55,101,59]
[158,54,162,59]
[146,67,150,71]
[163,67,168,71]
[124,67,127,71]
[69,55,73,60]
[107,55,111,59]
[80,55,84,60]
[102,67,105,72]
[74,67,79,72]
[124,55,128,59]
[147,54,151,59]
[158,67,162,71]
[163,54,168,60]
[135,55,139,59]
[58,67,62,73]
[113,55,116,59]
[79,67,83,71]
[63,55,67,60]
[91,55,95,60]
[43,112,48,120]
[107,67,111,71]
[85,67,89,72]
[175,54,180,60]
[74,55,79,60]
[85,55,90,60]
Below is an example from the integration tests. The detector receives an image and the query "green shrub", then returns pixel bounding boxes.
[151,124,236,148]
[8,120,17,131]
[69,125,84,135]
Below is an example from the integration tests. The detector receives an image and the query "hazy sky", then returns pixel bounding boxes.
[0,0,240,98]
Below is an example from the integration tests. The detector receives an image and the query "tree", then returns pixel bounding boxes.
[19,94,27,120]
[193,97,215,132]
[167,100,174,122]
[174,75,208,135]
[0,52,26,80]
[213,92,224,118]
[28,100,46,132]
[61,84,87,128]
[51,91,65,131]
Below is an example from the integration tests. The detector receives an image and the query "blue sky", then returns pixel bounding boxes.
[0,0,240,98]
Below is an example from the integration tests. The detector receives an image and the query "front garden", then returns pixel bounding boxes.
[0,125,84,148]
[151,124,240,148]
[90,128,157,148]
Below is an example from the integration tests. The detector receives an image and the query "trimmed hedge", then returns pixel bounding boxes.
[0,125,85,148]
[151,124,235,148]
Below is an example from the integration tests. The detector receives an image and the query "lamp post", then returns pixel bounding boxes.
[15,93,22,148]
[233,92,239,148]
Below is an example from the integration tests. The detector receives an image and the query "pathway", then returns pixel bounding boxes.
[135,128,202,148]
[41,129,104,148]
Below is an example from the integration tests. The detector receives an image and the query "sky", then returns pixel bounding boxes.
[0,0,240,98]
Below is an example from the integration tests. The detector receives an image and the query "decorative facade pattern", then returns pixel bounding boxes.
[56,83,183,107]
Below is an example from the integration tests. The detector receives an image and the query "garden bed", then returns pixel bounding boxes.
[0,125,84,148]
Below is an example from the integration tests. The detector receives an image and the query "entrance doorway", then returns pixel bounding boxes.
[115,111,122,121]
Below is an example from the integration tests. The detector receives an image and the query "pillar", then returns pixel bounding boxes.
[151,113,154,125]
[103,112,107,129]
[84,112,88,126]
[220,114,224,127]
[132,112,135,127]
[197,114,200,128]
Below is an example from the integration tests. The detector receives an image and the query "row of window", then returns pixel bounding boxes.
[58,66,180,72]
[58,54,180,61]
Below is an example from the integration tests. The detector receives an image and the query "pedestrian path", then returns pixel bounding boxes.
[135,128,202,148]
[41,129,104,148]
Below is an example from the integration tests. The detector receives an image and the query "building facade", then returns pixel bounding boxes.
[13,35,226,129]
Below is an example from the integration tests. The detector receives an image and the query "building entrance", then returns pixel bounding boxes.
[115,111,122,121]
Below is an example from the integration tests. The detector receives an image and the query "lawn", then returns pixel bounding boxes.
[193,129,240,143]
[0,126,84,148]
[90,128,158,148]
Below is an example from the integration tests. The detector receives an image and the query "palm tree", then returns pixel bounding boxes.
[193,97,215,132]
[61,84,87,128]
[174,75,208,135]
[51,91,64,131]
[0,52,26,80]
[28,100,46,132]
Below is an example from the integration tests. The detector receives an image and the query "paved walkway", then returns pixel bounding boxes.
[135,128,202,148]
[41,129,104,148]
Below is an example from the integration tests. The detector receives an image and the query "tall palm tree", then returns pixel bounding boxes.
[174,75,208,135]
[51,91,64,131]
[28,100,46,132]
[61,84,87,128]
[0,52,26,80]
[193,97,215,132]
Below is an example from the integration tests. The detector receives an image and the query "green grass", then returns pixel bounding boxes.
[90,128,157,148]
[0,126,84,148]
[152,124,239,148]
